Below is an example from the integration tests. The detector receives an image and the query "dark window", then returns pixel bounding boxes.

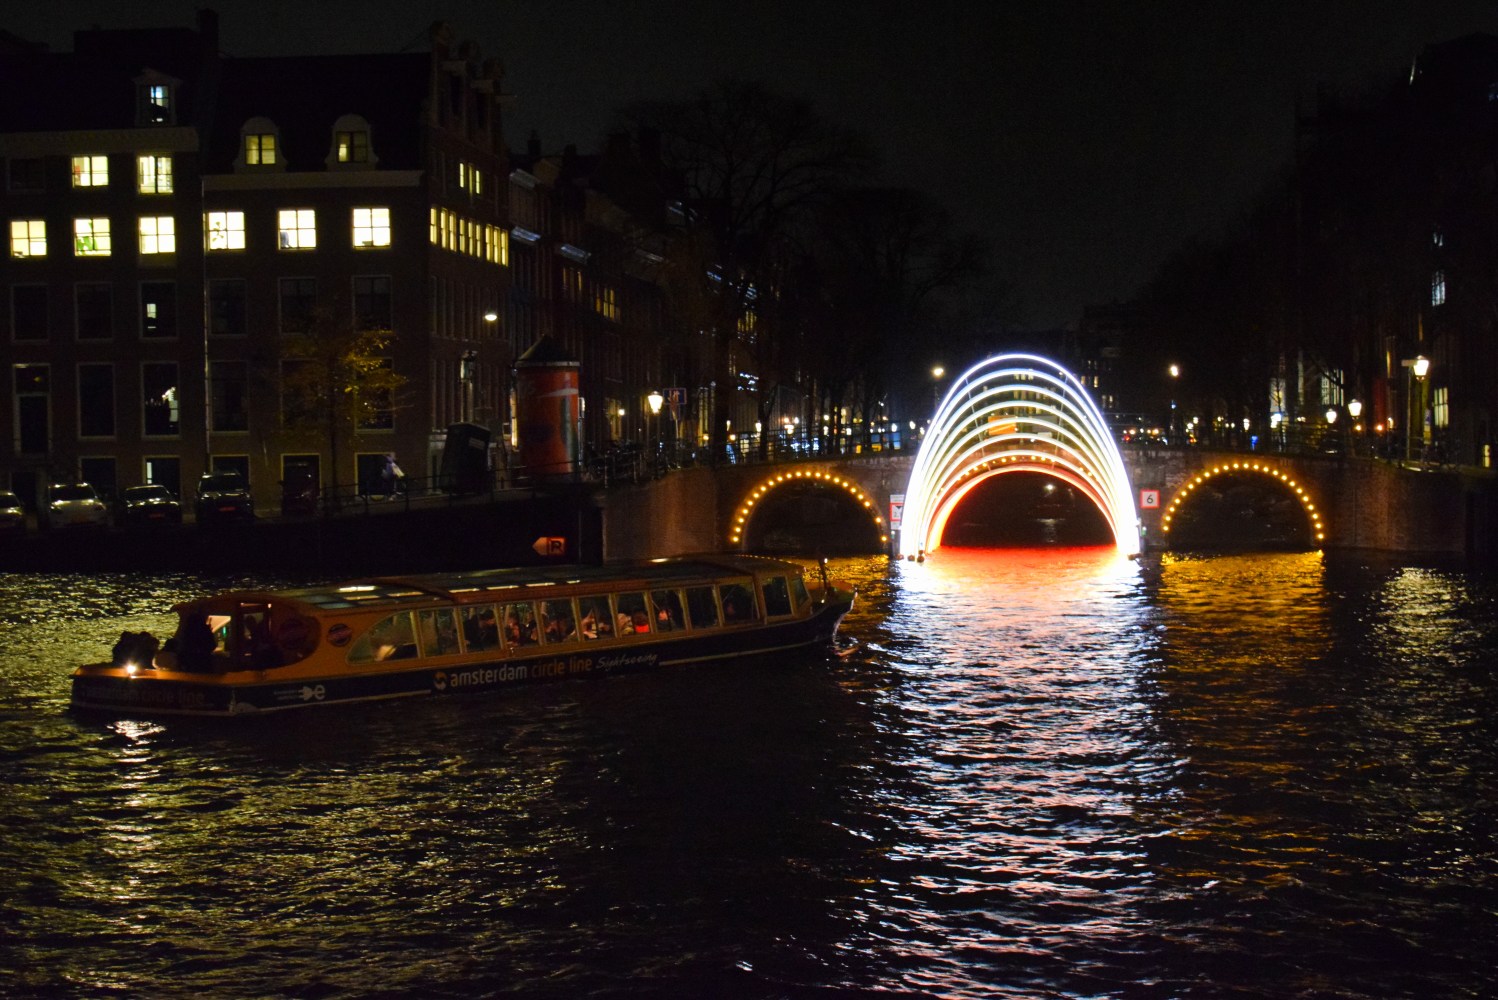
[352,275,391,330]
[78,363,115,437]
[279,277,316,333]
[142,362,179,436]
[14,364,50,454]
[356,359,394,430]
[209,279,246,337]
[140,282,176,338]
[75,283,112,340]
[7,157,44,191]
[11,285,47,341]
[210,361,248,432]
[279,359,317,427]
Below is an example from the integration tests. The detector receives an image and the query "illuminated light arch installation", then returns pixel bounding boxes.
[898,353,1140,558]
[729,468,888,548]
[1160,460,1326,545]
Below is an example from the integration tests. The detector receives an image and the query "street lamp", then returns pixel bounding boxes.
[1401,355,1430,462]
[647,391,664,471]
[1347,398,1362,455]
[459,350,477,424]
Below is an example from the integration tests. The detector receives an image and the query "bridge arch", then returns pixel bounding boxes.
[898,353,1140,557]
[1160,459,1327,548]
[728,466,888,550]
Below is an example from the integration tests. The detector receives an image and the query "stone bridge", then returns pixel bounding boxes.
[600,448,1496,560]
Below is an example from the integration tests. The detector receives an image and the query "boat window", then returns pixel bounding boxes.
[460,604,500,651]
[791,574,810,609]
[347,611,418,663]
[502,601,539,647]
[719,581,758,625]
[615,591,651,635]
[685,585,718,630]
[650,589,685,632]
[418,608,463,657]
[761,576,793,617]
[540,598,577,644]
[576,595,614,640]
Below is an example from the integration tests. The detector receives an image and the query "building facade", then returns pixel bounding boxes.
[1,12,513,510]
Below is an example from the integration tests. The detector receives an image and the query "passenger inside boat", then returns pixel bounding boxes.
[652,589,684,631]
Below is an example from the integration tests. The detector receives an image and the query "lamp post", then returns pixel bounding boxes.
[647,390,664,476]
[459,350,477,424]
[1401,356,1430,462]
[931,365,944,410]
[1347,398,1362,455]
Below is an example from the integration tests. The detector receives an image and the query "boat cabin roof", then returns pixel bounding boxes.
[183,555,809,615]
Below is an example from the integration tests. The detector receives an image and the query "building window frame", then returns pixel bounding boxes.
[71,155,109,188]
[78,362,116,439]
[73,217,112,256]
[205,211,246,251]
[139,215,176,255]
[137,154,173,194]
[142,361,180,438]
[351,207,391,248]
[140,282,177,339]
[10,219,46,258]
[75,283,113,341]
[277,209,317,250]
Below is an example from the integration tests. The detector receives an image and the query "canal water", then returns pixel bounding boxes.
[2,549,1495,999]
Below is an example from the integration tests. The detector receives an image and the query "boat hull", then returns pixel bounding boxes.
[71,596,852,719]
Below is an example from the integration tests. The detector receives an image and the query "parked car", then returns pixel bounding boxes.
[195,473,254,525]
[115,484,183,526]
[0,490,25,535]
[39,482,109,531]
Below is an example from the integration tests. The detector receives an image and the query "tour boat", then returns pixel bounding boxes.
[70,555,856,718]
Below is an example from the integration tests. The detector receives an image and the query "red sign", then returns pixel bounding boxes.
[1139,489,1160,509]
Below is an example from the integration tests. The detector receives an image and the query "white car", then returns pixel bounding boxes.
[40,482,109,530]
[0,490,24,535]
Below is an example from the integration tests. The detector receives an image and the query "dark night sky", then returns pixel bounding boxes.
[12,1,1498,327]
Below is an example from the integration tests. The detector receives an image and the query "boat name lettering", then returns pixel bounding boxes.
[596,652,659,670]
[88,683,209,710]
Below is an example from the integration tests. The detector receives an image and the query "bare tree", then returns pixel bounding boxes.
[623,80,873,461]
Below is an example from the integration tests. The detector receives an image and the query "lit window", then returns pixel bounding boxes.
[206,211,246,251]
[71,155,109,188]
[74,218,112,256]
[352,207,390,248]
[337,130,369,163]
[278,209,317,250]
[139,216,176,254]
[10,219,46,257]
[245,134,277,166]
[594,286,619,321]
[1433,386,1449,428]
[138,155,173,194]
[459,161,482,194]
[1432,270,1446,307]
[143,84,172,124]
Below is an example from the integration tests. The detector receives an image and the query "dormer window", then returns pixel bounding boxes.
[134,73,178,126]
[337,130,369,163]
[328,115,378,169]
[236,118,284,171]
[246,134,276,165]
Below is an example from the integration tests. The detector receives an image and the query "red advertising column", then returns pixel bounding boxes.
[513,336,580,482]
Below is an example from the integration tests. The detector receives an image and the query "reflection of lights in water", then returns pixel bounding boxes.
[876,547,1157,948]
